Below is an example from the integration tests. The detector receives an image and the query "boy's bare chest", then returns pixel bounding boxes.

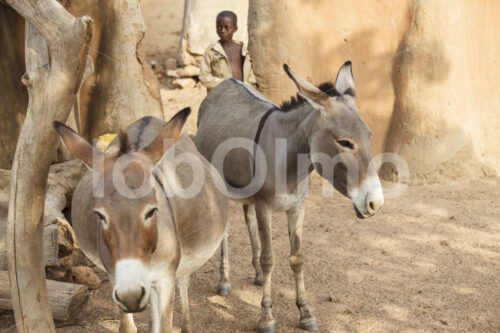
[222,44,243,65]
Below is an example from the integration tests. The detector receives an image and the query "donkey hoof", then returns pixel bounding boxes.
[258,321,275,333]
[300,317,318,331]
[217,286,231,296]
[253,276,264,286]
[217,283,231,296]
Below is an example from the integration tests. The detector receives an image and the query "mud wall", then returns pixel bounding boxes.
[386,1,500,179]
[249,0,500,179]
[141,0,184,61]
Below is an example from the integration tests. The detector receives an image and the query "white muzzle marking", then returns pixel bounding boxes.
[350,175,384,218]
[113,259,151,312]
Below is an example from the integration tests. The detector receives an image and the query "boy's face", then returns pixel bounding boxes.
[216,16,237,42]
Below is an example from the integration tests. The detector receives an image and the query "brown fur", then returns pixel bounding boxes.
[100,200,159,264]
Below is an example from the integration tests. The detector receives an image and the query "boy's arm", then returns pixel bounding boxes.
[199,50,223,90]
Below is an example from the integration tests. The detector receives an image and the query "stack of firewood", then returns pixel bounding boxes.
[0,159,100,322]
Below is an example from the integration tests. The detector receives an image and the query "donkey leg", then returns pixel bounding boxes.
[158,275,176,333]
[286,202,317,331]
[177,275,192,333]
[243,203,264,285]
[255,201,276,333]
[148,287,160,333]
[218,234,232,296]
[119,310,137,333]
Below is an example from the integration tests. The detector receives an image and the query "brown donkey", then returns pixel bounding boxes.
[54,108,229,333]
[195,62,384,332]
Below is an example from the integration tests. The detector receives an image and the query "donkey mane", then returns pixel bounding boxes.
[118,129,132,154]
[279,81,340,112]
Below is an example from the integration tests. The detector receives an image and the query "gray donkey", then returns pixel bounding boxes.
[195,62,384,332]
[54,109,229,333]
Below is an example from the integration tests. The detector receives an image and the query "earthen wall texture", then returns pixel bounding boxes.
[249,0,500,178]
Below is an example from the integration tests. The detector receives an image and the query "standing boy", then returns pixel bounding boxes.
[199,10,257,91]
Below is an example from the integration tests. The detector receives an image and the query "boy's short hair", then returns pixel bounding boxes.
[216,10,237,26]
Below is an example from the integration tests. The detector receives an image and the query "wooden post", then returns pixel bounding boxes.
[5,0,93,332]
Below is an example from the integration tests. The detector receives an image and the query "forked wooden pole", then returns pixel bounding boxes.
[5,0,93,331]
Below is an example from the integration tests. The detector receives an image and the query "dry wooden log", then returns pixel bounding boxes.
[1,207,79,271]
[1,194,79,271]
[56,217,79,255]
[0,163,83,271]
[43,224,59,267]
[0,223,58,270]
[0,271,89,322]
[0,160,87,221]
[1,197,61,270]
[47,159,87,192]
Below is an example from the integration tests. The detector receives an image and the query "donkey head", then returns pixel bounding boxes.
[53,108,190,312]
[284,62,383,218]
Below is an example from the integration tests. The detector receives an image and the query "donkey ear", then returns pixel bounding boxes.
[283,64,329,111]
[335,61,355,97]
[53,121,102,168]
[140,107,191,165]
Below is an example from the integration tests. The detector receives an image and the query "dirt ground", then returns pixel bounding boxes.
[1,85,499,333]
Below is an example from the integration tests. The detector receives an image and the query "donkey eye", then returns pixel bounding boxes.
[145,208,158,220]
[337,140,354,150]
[95,211,107,226]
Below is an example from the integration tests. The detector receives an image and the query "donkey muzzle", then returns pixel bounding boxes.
[351,176,384,218]
[114,285,147,313]
[113,259,151,313]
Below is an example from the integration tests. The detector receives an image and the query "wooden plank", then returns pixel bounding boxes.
[0,270,89,321]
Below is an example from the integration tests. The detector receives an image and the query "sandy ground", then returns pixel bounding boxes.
[1,86,499,333]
